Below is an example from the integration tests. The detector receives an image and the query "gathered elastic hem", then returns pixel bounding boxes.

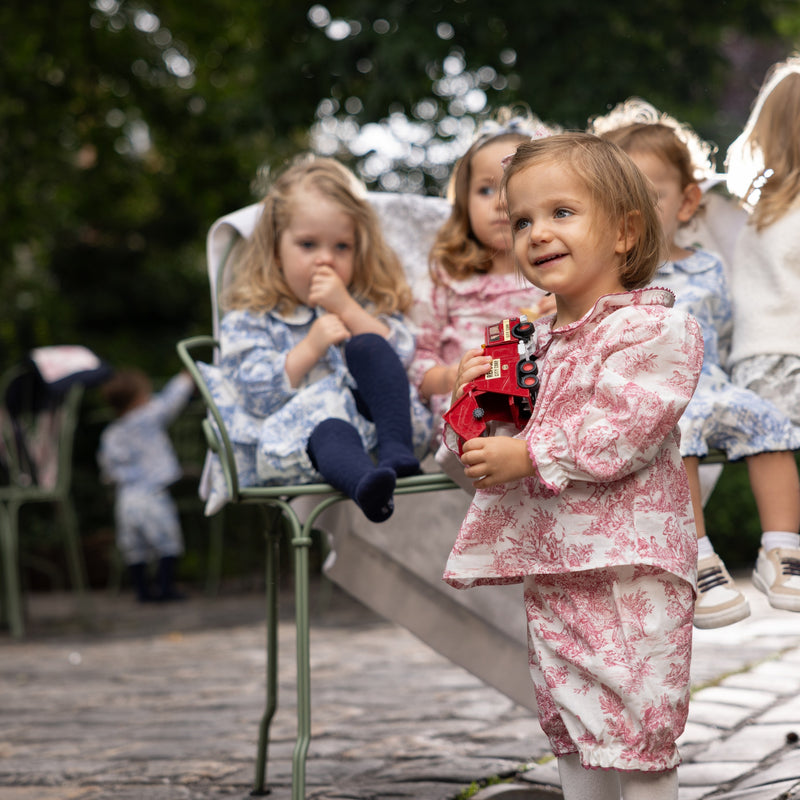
[553,745,681,773]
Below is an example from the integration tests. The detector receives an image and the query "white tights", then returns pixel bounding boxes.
[557,753,678,800]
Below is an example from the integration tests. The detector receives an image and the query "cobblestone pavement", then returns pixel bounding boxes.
[1,574,800,800]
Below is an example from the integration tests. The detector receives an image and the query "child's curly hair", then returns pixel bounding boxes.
[223,154,411,315]
[431,106,560,283]
[725,55,800,230]
[588,97,716,187]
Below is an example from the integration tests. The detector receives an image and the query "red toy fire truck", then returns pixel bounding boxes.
[443,316,539,454]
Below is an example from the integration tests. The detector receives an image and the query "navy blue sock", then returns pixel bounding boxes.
[345,333,419,477]
[128,562,153,603]
[156,556,187,601]
[307,418,396,522]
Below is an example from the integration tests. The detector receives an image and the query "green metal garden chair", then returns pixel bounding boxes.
[0,361,91,638]
[179,193,459,799]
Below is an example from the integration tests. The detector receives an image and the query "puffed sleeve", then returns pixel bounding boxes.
[219,310,297,418]
[529,306,704,491]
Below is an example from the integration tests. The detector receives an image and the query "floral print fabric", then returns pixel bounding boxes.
[732,354,800,428]
[409,265,546,446]
[443,288,703,590]
[524,565,693,771]
[655,249,800,459]
[198,303,432,513]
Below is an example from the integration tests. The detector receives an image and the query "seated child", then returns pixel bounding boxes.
[593,98,800,627]
[199,155,431,522]
[410,106,557,453]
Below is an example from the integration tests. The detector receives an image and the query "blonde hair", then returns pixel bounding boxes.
[725,55,800,230]
[431,106,559,283]
[502,132,665,290]
[223,155,411,315]
[589,98,716,187]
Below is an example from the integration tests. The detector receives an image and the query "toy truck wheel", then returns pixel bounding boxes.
[517,359,540,397]
[472,407,485,421]
[511,321,534,340]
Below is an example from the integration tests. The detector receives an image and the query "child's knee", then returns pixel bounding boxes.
[344,332,391,363]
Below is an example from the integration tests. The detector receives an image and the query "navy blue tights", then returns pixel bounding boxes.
[306,333,419,522]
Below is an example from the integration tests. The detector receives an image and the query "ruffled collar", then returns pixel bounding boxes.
[268,304,317,326]
[532,287,675,353]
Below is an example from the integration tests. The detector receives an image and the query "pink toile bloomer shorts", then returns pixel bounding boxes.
[523,564,694,772]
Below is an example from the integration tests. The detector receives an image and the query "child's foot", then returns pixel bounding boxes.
[694,553,750,629]
[379,445,420,478]
[753,547,800,611]
[355,466,396,522]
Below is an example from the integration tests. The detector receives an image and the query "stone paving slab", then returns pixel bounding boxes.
[1,575,800,800]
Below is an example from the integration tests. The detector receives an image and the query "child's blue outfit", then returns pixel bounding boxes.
[654,249,800,459]
[198,304,432,518]
[98,373,195,566]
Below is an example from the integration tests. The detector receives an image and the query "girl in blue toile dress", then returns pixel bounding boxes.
[199,156,431,522]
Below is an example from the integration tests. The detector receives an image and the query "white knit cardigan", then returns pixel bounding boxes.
[728,204,800,367]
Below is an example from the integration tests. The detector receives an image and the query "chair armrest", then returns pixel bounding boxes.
[177,337,462,508]
[176,336,240,501]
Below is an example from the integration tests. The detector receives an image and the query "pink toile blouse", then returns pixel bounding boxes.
[443,288,704,590]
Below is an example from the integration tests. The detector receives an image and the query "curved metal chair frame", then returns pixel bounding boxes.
[180,197,459,798]
[0,371,89,638]
[177,336,457,798]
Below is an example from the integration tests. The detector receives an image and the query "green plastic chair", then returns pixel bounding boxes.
[0,367,90,638]
[179,192,459,799]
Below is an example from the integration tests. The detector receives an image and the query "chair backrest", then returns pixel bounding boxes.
[204,192,452,338]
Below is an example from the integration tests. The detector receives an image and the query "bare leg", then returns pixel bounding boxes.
[748,451,800,611]
[683,456,706,538]
[746,451,800,533]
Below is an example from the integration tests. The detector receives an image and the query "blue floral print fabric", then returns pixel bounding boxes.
[198,303,432,512]
[654,249,800,459]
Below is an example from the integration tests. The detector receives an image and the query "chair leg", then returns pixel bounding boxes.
[252,506,284,797]
[251,496,344,800]
[204,509,224,596]
[289,495,344,800]
[291,515,313,800]
[0,501,25,638]
[56,499,92,626]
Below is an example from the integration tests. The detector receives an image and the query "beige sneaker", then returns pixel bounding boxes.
[752,547,800,612]
[694,553,751,629]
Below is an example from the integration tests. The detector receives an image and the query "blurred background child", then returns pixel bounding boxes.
[594,98,800,626]
[411,107,558,451]
[98,368,195,602]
